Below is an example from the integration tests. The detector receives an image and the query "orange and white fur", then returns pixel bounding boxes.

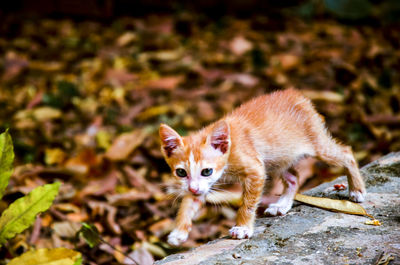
[159,88,366,245]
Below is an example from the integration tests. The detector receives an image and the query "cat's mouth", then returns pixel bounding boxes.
[189,190,204,196]
[188,186,205,196]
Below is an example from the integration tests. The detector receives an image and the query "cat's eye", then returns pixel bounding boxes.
[175,168,187,177]
[201,168,213,177]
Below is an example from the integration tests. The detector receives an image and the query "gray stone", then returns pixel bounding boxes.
[157,152,400,265]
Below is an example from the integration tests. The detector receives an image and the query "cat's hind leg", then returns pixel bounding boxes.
[264,169,298,216]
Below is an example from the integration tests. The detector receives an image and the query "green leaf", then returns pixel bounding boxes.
[7,247,82,265]
[78,222,101,248]
[0,130,14,200]
[0,182,61,246]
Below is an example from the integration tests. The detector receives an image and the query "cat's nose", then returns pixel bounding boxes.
[189,186,200,195]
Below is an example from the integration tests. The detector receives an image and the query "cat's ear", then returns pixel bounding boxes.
[159,124,184,157]
[209,120,230,154]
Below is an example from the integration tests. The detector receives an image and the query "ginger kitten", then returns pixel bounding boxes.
[159,88,366,245]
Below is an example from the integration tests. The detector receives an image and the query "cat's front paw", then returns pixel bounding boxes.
[168,229,188,246]
[264,203,291,216]
[349,190,366,203]
[229,226,253,239]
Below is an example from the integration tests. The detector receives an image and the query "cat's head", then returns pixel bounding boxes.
[159,121,230,197]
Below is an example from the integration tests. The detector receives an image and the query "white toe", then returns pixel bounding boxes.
[349,190,365,203]
[229,226,253,239]
[264,203,291,216]
[167,229,188,246]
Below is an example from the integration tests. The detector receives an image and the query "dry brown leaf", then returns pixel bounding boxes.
[271,54,301,71]
[64,148,100,176]
[105,130,148,161]
[124,247,154,265]
[294,193,372,218]
[79,171,119,197]
[87,201,121,235]
[53,203,80,214]
[145,76,184,90]
[106,190,151,206]
[52,221,82,238]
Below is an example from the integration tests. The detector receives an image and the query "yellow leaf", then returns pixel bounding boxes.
[96,130,112,150]
[136,105,170,121]
[8,248,82,265]
[365,219,381,226]
[14,107,62,123]
[33,107,62,122]
[294,193,372,218]
[45,148,66,165]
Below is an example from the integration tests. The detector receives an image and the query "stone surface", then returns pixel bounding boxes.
[157,152,400,265]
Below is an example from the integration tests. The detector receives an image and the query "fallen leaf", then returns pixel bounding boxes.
[87,201,121,235]
[52,221,82,238]
[80,171,119,197]
[226,73,259,87]
[145,76,184,91]
[14,107,62,124]
[116,31,137,47]
[96,130,112,150]
[44,148,66,165]
[53,203,80,213]
[106,190,151,206]
[230,36,253,56]
[64,148,99,176]
[142,241,167,258]
[29,61,64,71]
[124,247,154,265]
[7,248,82,265]
[302,90,344,103]
[136,106,170,121]
[365,219,381,226]
[270,54,301,71]
[105,69,137,87]
[294,193,372,218]
[105,130,148,161]
[2,51,29,81]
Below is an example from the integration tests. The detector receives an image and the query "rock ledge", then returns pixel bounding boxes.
[157,152,400,265]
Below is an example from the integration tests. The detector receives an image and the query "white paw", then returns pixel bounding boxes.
[349,190,366,203]
[229,226,253,239]
[264,203,291,216]
[167,229,188,246]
